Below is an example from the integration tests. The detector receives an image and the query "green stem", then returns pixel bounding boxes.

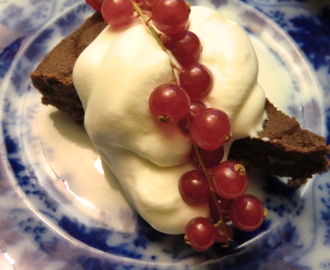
[131,1,178,84]
[133,0,230,248]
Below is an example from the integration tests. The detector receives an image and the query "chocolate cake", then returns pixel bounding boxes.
[30,12,330,184]
[31,12,107,124]
[229,100,330,187]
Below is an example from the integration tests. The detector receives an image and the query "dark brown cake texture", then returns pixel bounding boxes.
[30,12,330,184]
[31,12,107,124]
[229,100,330,187]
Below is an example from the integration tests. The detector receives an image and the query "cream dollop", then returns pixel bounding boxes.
[72,6,266,234]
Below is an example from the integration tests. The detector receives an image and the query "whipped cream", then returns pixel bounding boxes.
[72,6,266,234]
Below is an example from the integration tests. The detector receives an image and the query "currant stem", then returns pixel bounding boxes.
[131,0,178,84]
[189,119,231,247]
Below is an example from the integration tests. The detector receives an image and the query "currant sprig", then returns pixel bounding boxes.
[85,0,267,251]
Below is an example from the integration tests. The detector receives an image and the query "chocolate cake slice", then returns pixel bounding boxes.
[30,12,330,183]
[30,12,107,124]
[229,100,330,187]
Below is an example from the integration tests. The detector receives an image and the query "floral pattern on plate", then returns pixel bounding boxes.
[0,0,330,269]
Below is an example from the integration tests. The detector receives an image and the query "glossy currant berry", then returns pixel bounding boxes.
[152,0,189,35]
[212,160,248,199]
[230,194,264,232]
[190,108,230,150]
[180,63,213,99]
[179,170,211,205]
[101,0,134,28]
[185,217,216,251]
[178,100,206,133]
[149,84,190,123]
[165,31,201,67]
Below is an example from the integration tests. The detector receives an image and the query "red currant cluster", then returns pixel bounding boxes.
[86,0,266,252]
[181,161,265,251]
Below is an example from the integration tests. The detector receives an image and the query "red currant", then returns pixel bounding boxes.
[179,170,211,205]
[190,108,231,150]
[86,0,104,11]
[178,100,206,133]
[135,0,152,10]
[189,100,206,117]
[215,224,233,243]
[149,84,190,123]
[165,31,201,67]
[152,0,189,35]
[180,63,213,99]
[230,194,264,232]
[209,194,233,223]
[145,0,158,7]
[212,160,248,199]
[185,217,216,251]
[101,0,134,28]
[190,146,224,169]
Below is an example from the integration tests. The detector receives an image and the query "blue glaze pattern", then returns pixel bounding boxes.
[0,0,330,269]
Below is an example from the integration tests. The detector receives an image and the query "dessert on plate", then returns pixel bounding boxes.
[30,0,330,250]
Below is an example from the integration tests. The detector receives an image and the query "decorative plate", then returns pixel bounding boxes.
[0,0,329,269]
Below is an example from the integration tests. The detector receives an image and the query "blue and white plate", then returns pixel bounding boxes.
[0,0,329,269]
